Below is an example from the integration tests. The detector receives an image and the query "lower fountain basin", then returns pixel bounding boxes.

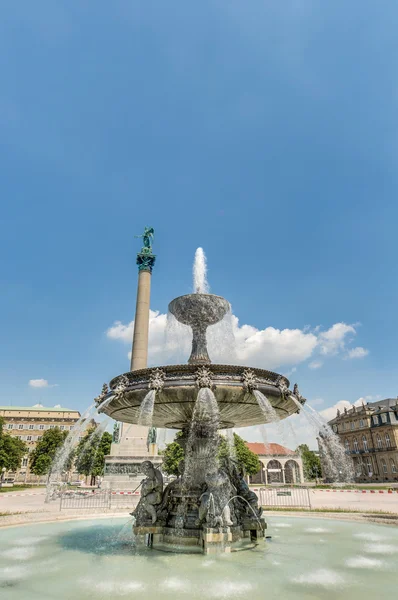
[1,517,396,599]
[98,364,304,429]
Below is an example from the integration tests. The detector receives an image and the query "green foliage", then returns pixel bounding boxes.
[161,431,185,476]
[296,444,322,480]
[0,417,28,472]
[29,427,68,476]
[162,431,260,477]
[74,427,112,483]
[219,433,261,476]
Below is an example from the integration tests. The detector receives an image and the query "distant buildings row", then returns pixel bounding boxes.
[326,398,398,483]
[2,397,398,485]
[0,404,83,483]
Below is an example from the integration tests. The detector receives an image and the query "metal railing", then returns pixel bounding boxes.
[60,489,111,510]
[59,489,141,511]
[258,487,312,509]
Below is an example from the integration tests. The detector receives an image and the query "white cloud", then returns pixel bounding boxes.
[320,398,363,423]
[345,346,369,359]
[310,398,325,407]
[107,311,367,372]
[318,323,356,355]
[309,360,323,370]
[28,379,58,388]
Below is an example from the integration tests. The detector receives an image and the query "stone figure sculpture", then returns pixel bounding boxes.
[112,422,120,443]
[229,461,262,518]
[146,427,157,449]
[135,226,154,250]
[198,468,234,528]
[132,461,163,525]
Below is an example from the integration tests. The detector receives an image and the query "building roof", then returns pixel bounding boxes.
[246,442,295,456]
[0,404,80,413]
[328,397,398,424]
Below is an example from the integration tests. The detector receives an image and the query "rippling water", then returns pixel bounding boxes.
[0,516,397,599]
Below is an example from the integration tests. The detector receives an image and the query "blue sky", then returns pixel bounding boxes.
[1,2,398,444]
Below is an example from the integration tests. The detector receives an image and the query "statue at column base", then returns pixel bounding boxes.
[131,461,163,525]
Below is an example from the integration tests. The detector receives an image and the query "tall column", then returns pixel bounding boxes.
[120,229,156,447]
[130,269,152,371]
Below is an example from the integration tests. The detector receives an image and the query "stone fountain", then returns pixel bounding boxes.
[97,279,306,553]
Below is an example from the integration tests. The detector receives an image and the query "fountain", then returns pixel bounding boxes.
[96,239,307,553]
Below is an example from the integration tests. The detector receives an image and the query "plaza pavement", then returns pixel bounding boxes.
[0,487,398,528]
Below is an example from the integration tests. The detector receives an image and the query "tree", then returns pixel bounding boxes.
[161,431,184,476]
[161,431,260,477]
[74,427,112,485]
[29,427,68,477]
[219,433,261,476]
[296,444,322,480]
[0,417,28,472]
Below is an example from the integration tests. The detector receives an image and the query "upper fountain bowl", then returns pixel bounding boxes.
[169,294,231,364]
[169,294,230,328]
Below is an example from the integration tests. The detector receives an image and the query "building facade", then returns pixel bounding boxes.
[0,404,81,483]
[246,442,304,484]
[327,398,398,483]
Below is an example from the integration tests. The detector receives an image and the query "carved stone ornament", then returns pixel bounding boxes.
[148,368,166,392]
[276,376,288,397]
[114,375,130,396]
[94,382,109,406]
[195,366,214,389]
[241,368,258,393]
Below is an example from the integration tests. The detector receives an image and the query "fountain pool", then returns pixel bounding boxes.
[0,516,397,599]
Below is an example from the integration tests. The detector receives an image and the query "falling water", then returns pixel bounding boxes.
[226,428,237,460]
[253,390,279,422]
[259,424,270,452]
[75,417,112,478]
[253,390,287,446]
[156,428,167,451]
[165,312,191,364]
[46,403,98,498]
[180,387,220,516]
[138,390,156,426]
[193,247,210,294]
[207,308,237,364]
[290,396,354,482]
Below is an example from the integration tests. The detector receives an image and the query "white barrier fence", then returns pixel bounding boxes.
[257,487,312,509]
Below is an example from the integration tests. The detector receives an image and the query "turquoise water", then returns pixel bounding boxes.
[0,516,397,599]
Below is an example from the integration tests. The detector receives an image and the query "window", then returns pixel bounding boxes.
[353,438,359,452]
[381,459,388,474]
[390,460,397,474]
[385,433,391,448]
[362,436,368,452]
[69,425,74,430]
[350,421,355,430]
[27,435,32,441]
[37,436,42,441]
[345,440,350,451]
[7,424,13,429]
[18,424,23,430]
[29,424,34,430]
[366,457,373,475]
[333,425,337,432]
[372,416,379,425]
[376,434,383,449]
[22,458,28,467]
[16,435,22,440]
[359,419,364,428]
[381,413,387,423]
[60,425,65,431]
[49,425,55,429]
[39,424,44,430]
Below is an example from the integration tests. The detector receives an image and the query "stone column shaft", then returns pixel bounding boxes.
[130,269,152,371]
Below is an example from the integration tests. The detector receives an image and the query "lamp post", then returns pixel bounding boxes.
[0,467,6,489]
